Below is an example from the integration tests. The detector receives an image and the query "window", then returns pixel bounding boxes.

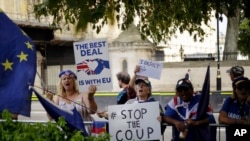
[122,59,128,72]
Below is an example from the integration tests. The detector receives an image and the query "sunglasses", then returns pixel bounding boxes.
[177,87,189,92]
[236,85,250,91]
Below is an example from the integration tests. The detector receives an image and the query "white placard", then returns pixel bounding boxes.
[73,38,112,92]
[137,59,163,79]
[108,102,161,141]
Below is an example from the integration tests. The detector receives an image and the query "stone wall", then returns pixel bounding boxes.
[43,60,250,93]
[151,60,250,92]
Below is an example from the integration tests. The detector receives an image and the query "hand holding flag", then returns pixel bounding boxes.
[31,87,89,136]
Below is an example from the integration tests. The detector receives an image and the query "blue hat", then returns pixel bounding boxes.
[58,70,77,79]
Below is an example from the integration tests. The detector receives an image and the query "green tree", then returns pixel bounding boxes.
[238,19,250,57]
[34,0,250,60]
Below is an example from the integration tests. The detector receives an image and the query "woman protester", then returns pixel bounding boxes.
[126,77,167,140]
[219,76,250,141]
[46,69,97,135]
[126,65,167,140]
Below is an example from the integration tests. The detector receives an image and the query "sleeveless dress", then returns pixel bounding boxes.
[58,94,94,135]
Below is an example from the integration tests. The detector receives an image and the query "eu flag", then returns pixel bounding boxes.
[0,9,36,117]
[31,87,89,136]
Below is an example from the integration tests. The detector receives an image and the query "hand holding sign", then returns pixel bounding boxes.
[136,59,163,79]
[108,102,161,141]
[73,39,113,92]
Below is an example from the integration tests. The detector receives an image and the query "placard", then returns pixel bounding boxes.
[108,102,161,141]
[73,38,112,92]
[136,59,163,79]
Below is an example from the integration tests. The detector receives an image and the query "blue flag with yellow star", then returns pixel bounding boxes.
[0,9,36,117]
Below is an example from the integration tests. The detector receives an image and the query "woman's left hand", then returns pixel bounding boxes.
[88,85,96,97]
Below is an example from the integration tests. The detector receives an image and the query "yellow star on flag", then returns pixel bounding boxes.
[17,51,28,62]
[25,41,33,50]
[2,59,13,71]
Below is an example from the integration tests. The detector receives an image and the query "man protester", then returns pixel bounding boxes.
[227,66,244,81]
[116,72,136,104]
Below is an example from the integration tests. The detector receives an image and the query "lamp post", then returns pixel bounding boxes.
[216,12,221,91]
[179,45,184,61]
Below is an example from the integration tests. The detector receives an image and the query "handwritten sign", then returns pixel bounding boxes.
[73,38,112,92]
[108,102,161,141]
[136,59,163,79]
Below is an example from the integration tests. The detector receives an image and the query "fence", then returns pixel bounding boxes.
[0,119,229,141]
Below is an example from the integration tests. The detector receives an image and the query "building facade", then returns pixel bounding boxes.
[1,0,249,93]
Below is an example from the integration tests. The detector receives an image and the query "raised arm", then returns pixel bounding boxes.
[129,65,140,88]
[83,85,97,114]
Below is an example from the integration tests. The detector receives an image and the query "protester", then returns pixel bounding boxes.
[226,65,244,81]
[116,71,136,104]
[126,77,167,139]
[218,76,250,141]
[163,78,216,141]
[46,69,97,135]
[97,66,166,139]
[128,65,166,137]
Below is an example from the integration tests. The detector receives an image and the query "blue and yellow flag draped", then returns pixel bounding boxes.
[31,87,89,136]
[0,9,36,117]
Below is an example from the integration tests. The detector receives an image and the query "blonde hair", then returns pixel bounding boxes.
[56,77,79,97]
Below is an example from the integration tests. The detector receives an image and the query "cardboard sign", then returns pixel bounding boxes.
[136,59,163,79]
[73,38,112,92]
[108,102,161,141]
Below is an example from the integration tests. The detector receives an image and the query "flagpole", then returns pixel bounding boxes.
[36,71,48,93]
[216,0,221,91]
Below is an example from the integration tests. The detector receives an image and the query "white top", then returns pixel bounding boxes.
[58,94,93,135]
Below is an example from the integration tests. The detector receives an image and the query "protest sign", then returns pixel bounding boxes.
[108,102,161,141]
[73,38,112,92]
[136,59,163,79]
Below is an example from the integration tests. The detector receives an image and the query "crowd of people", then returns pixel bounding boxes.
[43,65,250,140]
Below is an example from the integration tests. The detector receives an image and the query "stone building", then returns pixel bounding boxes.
[1,0,249,93]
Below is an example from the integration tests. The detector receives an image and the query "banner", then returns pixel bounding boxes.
[73,38,112,92]
[136,59,163,79]
[108,102,161,141]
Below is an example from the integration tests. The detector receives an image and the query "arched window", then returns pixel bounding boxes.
[122,59,128,72]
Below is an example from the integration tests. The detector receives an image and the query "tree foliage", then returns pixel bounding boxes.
[238,19,250,56]
[0,110,110,141]
[33,0,250,56]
